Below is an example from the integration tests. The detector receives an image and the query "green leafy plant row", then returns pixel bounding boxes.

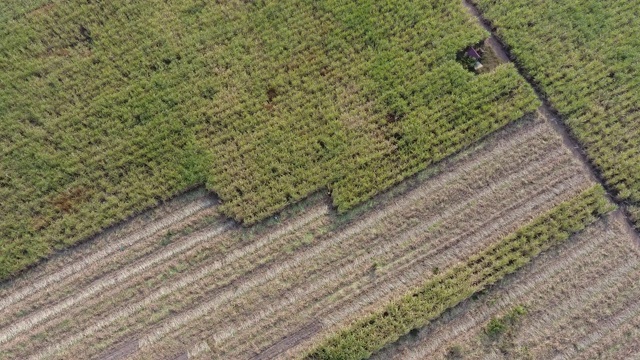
[306,185,614,360]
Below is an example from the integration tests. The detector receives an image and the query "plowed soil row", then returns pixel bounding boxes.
[0,116,595,360]
[375,211,640,360]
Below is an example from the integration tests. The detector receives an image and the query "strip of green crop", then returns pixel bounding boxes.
[306,185,614,360]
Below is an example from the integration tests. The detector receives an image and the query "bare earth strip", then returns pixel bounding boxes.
[376,210,640,360]
[0,116,596,360]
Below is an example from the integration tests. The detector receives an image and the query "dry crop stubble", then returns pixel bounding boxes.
[376,211,640,360]
[123,118,595,360]
[1,115,596,360]
[0,194,215,313]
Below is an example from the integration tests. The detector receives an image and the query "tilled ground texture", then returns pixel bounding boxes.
[0,115,595,360]
[375,210,640,360]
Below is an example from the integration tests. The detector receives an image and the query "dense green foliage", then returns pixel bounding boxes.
[306,185,614,360]
[472,0,640,227]
[0,0,539,279]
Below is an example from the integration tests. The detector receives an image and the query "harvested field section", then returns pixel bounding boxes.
[630,206,640,231]
[0,203,329,359]
[377,211,640,360]
[0,116,594,360]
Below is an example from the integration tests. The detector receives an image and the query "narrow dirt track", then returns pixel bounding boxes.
[0,115,596,360]
[377,211,640,360]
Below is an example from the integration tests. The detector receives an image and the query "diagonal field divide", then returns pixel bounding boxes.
[0,196,215,313]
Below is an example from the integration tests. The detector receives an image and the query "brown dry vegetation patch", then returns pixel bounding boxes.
[50,186,91,214]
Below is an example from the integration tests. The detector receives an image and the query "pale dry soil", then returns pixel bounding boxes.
[375,210,640,360]
[0,115,595,360]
